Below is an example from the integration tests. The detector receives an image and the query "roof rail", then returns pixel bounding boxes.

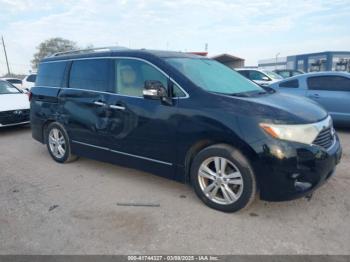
[49,46,129,57]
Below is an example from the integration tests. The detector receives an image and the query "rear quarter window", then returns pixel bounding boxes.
[36,62,67,87]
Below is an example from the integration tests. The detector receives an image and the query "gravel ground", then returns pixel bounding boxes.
[0,125,349,255]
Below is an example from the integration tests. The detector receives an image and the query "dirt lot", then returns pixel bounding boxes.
[0,126,349,255]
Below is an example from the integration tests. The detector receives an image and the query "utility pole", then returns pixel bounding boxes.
[275,52,280,70]
[1,35,11,75]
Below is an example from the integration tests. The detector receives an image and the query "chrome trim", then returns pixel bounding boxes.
[71,140,173,166]
[0,121,30,127]
[39,56,189,99]
[72,140,109,151]
[110,105,126,110]
[93,101,107,106]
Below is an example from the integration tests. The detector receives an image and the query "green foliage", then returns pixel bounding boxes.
[31,37,78,69]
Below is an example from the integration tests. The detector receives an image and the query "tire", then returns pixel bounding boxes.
[190,144,256,213]
[45,122,78,163]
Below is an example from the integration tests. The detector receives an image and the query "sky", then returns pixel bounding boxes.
[0,0,349,75]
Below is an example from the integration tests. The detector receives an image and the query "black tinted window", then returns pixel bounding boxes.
[280,79,299,88]
[7,79,22,84]
[237,70,249,78]
[69,59,111,91]
[27,74,36,82]
[36,62,67,87]
[307,76,350,91]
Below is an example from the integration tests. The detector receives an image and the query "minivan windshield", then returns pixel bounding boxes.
[0,81,20,94]
[166,58,265,95]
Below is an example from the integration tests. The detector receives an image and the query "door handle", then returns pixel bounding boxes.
[110,104,126,110]
[94,101,107,106]
[309,94,320,99]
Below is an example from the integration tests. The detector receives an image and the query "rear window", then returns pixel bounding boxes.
[36,62,67,87]
[279,79,299,88]
[307,76,350,91]
[69,59,111,92]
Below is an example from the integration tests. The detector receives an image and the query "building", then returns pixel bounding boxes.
[258,51,350,72]
[211,53,245,68]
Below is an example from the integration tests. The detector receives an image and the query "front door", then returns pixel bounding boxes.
[106,58,185,179]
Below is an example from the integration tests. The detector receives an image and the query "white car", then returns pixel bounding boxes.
[1,77,23,89]
[22,73,37,90]
[0,80,30,127]
[235,69,283,86]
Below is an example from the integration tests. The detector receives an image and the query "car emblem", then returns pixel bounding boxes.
[13,110,23,115]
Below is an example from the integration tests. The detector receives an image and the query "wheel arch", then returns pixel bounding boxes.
[183,137,259,185]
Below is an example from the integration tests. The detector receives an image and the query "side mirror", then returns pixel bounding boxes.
[143,80,167,99]
[262,76,270,81]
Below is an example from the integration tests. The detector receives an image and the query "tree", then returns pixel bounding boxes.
[31,37,78,69]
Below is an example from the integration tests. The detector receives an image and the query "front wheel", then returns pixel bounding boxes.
[190,144,256,213]
[46,122,78,163]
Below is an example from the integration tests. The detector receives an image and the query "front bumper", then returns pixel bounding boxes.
[254,134,342,201]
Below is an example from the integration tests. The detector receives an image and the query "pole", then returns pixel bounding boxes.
[275,52,280,70]
[1,36,11,75]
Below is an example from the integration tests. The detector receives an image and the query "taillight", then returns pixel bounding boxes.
[28,91,32,101]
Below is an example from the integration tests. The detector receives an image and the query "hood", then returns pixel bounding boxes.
[0,93,30,111]
[213,91,327,124]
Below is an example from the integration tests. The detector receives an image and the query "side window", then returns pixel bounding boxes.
[27,74,36,82]
[69,59,111,91]
[307,76,350,91]
[172,83,187,97]
[36,62,67,87]
[249,70,268,81]
[279,79,299,88]
[115,59,167,97]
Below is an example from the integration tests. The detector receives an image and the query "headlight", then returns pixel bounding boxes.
[260,116,332,145]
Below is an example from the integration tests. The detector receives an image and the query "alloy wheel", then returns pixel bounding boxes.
[198,157,244,205]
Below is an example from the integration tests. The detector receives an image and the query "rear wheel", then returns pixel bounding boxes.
[191,144,256,212]
[46,122,78,163]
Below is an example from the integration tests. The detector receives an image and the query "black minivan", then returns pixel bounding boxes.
[30,47,342,212]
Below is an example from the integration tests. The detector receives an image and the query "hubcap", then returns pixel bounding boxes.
[198,157,243,205]
[48,128,66,159]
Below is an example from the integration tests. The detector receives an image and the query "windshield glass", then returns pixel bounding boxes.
[166,58,264,95]
[0,81,20,94]
[263,71,283,80]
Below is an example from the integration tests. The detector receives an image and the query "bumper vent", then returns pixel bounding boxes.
[313,127,334,149]
[0,109,30,125]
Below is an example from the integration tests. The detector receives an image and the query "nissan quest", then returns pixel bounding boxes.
[30,47,342,212]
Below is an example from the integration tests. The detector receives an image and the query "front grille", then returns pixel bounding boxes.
[313,127,334,149]
[0,109,30,125]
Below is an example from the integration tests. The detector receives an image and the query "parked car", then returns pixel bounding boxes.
[30,48,342,213]
[236,69,283,86]
[22,73,37,90]
[1,77,23,89]
[273,69,304,78]
[270,71,350,125]
[0,80,30,127]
